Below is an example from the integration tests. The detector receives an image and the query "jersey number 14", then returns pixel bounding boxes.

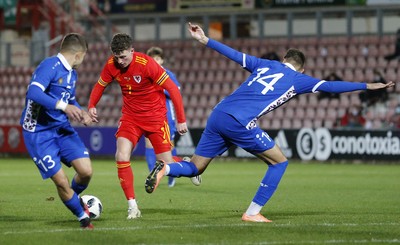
[247,67,284,95]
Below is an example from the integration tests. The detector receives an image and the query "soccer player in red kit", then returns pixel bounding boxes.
[88,33,188,219]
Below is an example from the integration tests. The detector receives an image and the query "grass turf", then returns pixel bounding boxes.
[0,158,399,244]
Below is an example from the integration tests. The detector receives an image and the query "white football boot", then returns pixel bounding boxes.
[127,203,142,219]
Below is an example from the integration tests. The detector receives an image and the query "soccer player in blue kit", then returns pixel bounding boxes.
[145,46,202,188]
[20,33,96,229]
[145,46,182,187]
[145,23,394,222]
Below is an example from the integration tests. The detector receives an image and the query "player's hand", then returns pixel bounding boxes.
[367,81,395,90]
[188,22,209,45]
[88,107,99,122]
[81,110,98,126]
[64,104,84,122]
[177,122,188,135]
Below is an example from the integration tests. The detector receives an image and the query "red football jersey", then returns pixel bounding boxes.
[98,52,171,123]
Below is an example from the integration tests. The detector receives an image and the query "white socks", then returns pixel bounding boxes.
[128,199,138,209]
[245,202,262,216]
[165,165,170,175]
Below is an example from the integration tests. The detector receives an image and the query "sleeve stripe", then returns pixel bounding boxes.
[31,81,45,91]
[312,80,326,93]
[156,72,169,85]
[242,54,246,68]
[97,77,108,87]
[135,56,148,65]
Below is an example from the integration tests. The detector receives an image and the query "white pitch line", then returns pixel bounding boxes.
[245,239,400,244]
[3,222,400,236]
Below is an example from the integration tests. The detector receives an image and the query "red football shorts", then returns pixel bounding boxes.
[116,119,172,154]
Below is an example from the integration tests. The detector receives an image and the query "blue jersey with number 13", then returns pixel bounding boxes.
[20,54,79,132]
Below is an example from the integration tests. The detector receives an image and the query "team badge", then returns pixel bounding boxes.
[58,78,63,84]
[133,75,141,83]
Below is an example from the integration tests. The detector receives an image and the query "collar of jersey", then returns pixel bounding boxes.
[283,62,296,71]
[57,53,72,71]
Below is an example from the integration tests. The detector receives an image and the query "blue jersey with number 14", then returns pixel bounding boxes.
[208,39,366,129]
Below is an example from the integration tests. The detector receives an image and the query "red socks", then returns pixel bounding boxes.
[117,161,135,200]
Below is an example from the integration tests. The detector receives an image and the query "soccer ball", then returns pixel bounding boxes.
[81,195,103,219]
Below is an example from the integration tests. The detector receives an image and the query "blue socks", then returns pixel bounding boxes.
[253,161,288,206]
[146,146,197,177]
[145,147,178,172]
[71,178,87,195]
[64,192,85,219]
[171,148,177,157]
[168,160,199,177]
[145,148,157,171]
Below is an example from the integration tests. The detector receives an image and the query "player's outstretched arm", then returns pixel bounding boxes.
[188,22,209,45]
[188,22,246,67]
[366,81,395,90]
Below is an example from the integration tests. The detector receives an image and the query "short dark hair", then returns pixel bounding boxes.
[146,46,164,59]
[60,33,88,53]
[110,33,133,54]
[284,48,306,69]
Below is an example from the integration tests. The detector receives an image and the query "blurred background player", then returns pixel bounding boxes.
[145,22,394,222]
[20,33,96,229]
[145,46,180,187]
[359,69,390,107]
[260,51,280,61]
[384,28,400,61]
[87,33,188,219]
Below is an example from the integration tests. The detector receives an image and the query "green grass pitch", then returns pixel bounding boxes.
[0,157,399,244]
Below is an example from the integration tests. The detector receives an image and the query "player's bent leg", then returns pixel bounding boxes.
[145,147,156,171]
[186,154,212,175]
[116,137,141,219]
[51,169,93,229]
[145,137,156,171]
[242,145,288,223]
[182,156,202,186]
[71,157,93,194]
[145,160,166,193]
[254,160,288,205]
[154,150,176,188]
[168,176,176,187]
[166,154,210,185]
[168,156,182,187]
[254,146,288,207]
[256,144,287,165]
[51,169,75,201]
[71,157,93,180]
[117,161,136,200]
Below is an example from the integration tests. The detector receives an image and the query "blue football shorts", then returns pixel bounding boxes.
[195,110,275,158]
[23,125,89,179]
